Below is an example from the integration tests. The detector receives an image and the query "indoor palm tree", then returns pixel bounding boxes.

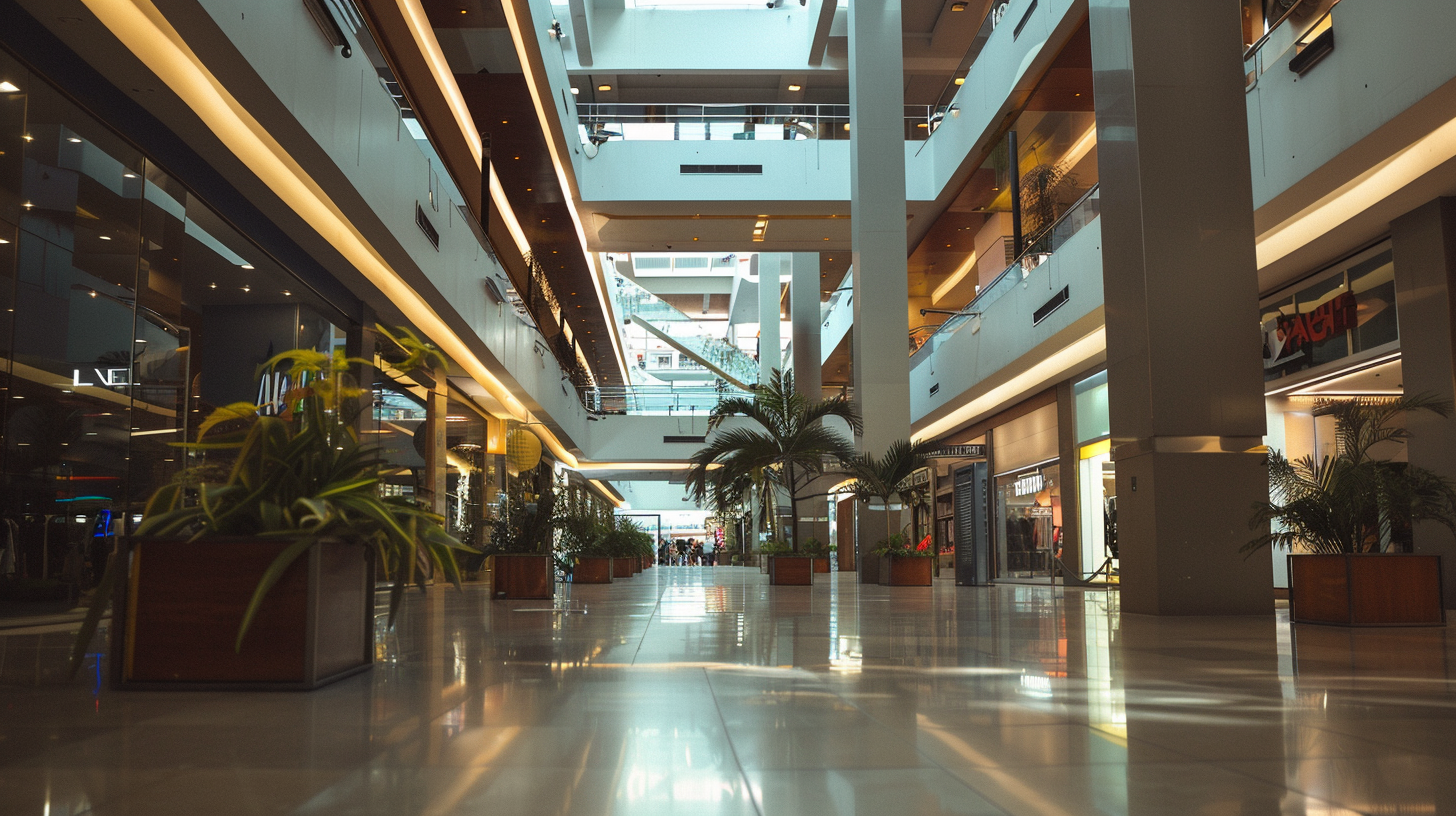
[687,369,861,551]
[844,438,939,545]
[1247,394,1456,555]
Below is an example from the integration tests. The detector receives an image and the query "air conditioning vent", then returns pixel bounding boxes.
[1032,285,1070,326]
[929,382,940,396]
[680,165,763,175]
[664,435,707,443]
[415,203,439,250]
[1012,0,1038,40]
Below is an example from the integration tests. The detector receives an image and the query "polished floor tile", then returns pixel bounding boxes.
[4,566,1456,814]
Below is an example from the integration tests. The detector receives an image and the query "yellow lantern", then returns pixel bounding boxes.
[505,427,543,476]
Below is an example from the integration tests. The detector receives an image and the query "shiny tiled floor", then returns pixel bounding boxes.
[4,567,1456,814]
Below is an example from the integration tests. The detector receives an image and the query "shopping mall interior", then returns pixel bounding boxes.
[4,0,1456,812]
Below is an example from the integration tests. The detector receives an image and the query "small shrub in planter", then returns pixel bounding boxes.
[874,533,935,586]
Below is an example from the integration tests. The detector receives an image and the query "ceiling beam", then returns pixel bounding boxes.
[808,0,837,66]
[568,0,593,66]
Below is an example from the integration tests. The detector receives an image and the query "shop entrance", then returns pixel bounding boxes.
[994,464,1062,580]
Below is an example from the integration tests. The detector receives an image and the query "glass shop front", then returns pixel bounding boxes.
[990,402,1062,581]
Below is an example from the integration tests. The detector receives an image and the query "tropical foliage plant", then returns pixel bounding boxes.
[1246,395,1456,555]
[687,369,861,551]
[872,532,934,558]
[843,438,939,543]
[71,326,467,671]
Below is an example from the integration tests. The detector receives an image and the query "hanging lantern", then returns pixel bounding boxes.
[505,427,543,476]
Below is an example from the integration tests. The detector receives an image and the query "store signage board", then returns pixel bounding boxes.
[927,444,986,459]
[72,367,134,388]
[1013,472,1045,497]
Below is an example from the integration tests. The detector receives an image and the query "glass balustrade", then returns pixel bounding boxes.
[607,272,762,388]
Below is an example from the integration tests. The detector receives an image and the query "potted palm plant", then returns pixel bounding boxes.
[1247,395,1456,626]
[70,328,467,689]
[802,537,834,573]
[844,438,938,585]
[484,459,557,599]
[687,369,860,584]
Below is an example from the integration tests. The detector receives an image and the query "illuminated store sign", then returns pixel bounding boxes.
[1012,472,1044,497]
[72,367,134,388]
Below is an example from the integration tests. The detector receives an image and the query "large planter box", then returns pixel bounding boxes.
[632,557,643,575]
[769,555,814,585]
[812,557,831,574]
[880,555,934,586]
[574,556,613,584]
[491,554,554,600]
[1290,553,1445,626]
[613,557,636,578]
[112,538,372,690]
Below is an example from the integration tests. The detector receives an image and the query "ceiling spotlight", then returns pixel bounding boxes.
[240,285,251,293]
[123,172,138,178]
[99,235,111,241]
[842,123,850,132]
[570,87,579,95]
[67,137,82,143]
[0,81,18,92]
[208,282,217,289]
[787,84,802,92]
[21,134,32,142]
[240,263,254,270]
[954,77,965,86]
[281,289,292,296]
[597,84,612,92]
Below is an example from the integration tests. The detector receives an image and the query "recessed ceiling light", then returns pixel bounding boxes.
[526,187,533,191]
[842,123,850,132]
[693,237,699,241]
[22,134,32,142]
[0,81,19,92]
[240,285,251,293]
[0,238,8,244]
[570,87,579,95]
[950,1,966,10]
[514,156,520,160]
[916,122,929,128]
[282,289,292,296]
[459,8,467,13]
[1074,92,1081,97]
[501,120,508,124]
[208,282,216,289]
[123,172,138,178]
[67,137,82,143]
[240,263,254,270]
[954,77,965,86]
[787,84,802,92]
[597,84,611,92]
[99,235,111,241]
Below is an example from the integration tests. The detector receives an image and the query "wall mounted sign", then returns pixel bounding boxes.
[1012,472,1045,497]
[927,444,986,459]
[72,368,134,388]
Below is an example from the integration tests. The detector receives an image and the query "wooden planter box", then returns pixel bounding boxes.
[491,554,554,600]
[112,538,372,690]
[632,557,643,575]
[613,557,636,578]
[574,556,613,584]
[880,555,934,586]
[1290,553,1445,626]
[812,557,831,573]
[769,555,815,585]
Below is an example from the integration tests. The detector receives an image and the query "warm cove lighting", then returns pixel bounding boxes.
[932,249,977,304]
[76,0,595,464]
[498,0,629,380]
[1256,113,1456,268]
[913,328,1106,443]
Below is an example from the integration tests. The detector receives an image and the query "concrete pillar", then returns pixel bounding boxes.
[790,253,831,548]
[1090,0,1272,614]
[790,252,822,397]
[850,0,911,583]
[758,253,782,384]
[1391,197,1456,607]
[423,366,449,518]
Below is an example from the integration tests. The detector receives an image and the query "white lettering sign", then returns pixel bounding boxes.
[72,367,133,388]
[1012,472,1044,497]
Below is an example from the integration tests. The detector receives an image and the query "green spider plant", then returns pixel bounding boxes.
[70,326,468,673]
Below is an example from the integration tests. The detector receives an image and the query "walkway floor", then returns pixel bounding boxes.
[3,566,1455,814]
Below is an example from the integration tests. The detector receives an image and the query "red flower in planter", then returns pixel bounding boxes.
[917,534,931,552]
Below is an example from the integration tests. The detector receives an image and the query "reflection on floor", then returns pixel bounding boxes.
[3,567,1455,814]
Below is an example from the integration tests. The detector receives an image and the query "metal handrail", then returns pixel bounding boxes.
[912,183,1101,356]
[1243,0,1310,61]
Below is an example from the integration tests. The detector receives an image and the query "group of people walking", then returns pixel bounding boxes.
[657,538,718,566]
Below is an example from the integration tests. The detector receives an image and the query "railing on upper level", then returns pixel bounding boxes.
[912,184,1101,358]
[579,384,755,415]
[577,104,939,142]
[1243,0,1340,85]
[607,271,762,387]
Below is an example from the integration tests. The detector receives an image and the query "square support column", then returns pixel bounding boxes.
[1090,0,1272,614]
[1391,197,1456,607]
[758,253,783,383]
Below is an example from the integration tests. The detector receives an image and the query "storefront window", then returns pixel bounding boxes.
[1262,244,1398,382]
[0,51,353,595]
[994,464,1061,579]
[1073,370,1116,582]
